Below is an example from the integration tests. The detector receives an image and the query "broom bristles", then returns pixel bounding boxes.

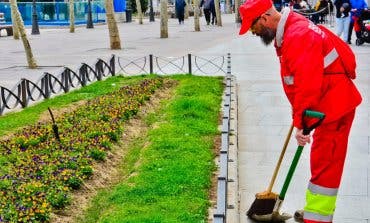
[246,192,278,218]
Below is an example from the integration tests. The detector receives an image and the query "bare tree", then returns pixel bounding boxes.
[234,0,241,23]
[69,0,75,33]
[184,0,189,19]
[10,0,37,68]
[214,0,222,26]
[226,0,231,14]
[10,2,19,39]
[160,0,168,38]
[105,0,122,49]
[193,0,200,31]
[135,0,144,24]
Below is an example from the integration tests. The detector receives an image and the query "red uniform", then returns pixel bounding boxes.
[274,8,362,223]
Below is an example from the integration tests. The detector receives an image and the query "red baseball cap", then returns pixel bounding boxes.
[239,0,273,35]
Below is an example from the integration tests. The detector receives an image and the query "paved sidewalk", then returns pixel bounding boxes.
[0,13,369,223]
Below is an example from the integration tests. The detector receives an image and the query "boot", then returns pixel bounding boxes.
[294,210,304,222]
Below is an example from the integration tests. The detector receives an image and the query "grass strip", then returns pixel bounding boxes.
[80,75,224,223]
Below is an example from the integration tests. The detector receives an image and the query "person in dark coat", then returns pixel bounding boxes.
[200,0,212,25]
[175,0,186,24]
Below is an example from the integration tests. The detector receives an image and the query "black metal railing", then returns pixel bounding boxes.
[0,55,115,115]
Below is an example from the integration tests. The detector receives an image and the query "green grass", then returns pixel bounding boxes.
[79,75,224,223]
[0,75,156,136]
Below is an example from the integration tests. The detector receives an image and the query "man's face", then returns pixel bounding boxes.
[250,15,276,46]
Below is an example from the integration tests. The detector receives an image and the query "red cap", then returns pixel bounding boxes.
[239,0,273,35]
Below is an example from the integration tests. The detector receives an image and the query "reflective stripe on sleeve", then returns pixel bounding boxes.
[324,48,339,69]
[308,182,338,196]
[283,76,294,85]
[304,210,334,222]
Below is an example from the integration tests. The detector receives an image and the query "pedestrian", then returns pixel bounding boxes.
[238,0,362,222]
[334,0,351,42]
[175,0,186,24]
[210,0,217,24]
[200,0,212,25]
[347,0,368,44]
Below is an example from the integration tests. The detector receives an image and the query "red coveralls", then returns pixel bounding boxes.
[274,8,362,223]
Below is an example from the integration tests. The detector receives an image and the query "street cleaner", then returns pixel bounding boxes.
[238,0,362,222]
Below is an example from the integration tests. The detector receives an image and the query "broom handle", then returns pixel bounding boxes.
[267,124,294,193]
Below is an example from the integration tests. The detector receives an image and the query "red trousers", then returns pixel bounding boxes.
[304,110,355,223]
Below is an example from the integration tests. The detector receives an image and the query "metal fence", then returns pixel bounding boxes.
[0,53,230,115]
[0,55,114,115]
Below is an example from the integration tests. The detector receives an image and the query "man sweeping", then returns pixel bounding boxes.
[238,0,362,222]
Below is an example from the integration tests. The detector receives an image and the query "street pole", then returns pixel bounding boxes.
[31,0,40,35]
[149,0,155,22]
[86,0,94,28]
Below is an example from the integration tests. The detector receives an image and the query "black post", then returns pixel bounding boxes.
[149,54,153,74]
[31,0,40,35]
[149,0,155,22]
[86,0,94,28]
[188,54,192,75]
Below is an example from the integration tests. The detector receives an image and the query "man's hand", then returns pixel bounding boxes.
[295,129,311,146]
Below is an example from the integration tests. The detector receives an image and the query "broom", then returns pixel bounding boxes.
[246,123,294,218]
[248,110,325,222]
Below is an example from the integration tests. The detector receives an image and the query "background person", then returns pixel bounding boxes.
[347,0,368,43]
[334,0,351,42]
[175,0,186,24]
[238,0,362,222]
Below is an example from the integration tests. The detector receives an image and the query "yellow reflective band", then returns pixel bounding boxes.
[304,189,337,216]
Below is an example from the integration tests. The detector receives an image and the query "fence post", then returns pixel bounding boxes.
[20,79,28,108]
[43,73,50,99]
[149,54,154,74]
[96,60,103,81]
[62,69,70,93]
[227,53,231,76]
[110,54,116,76]
[188,54,192,75]
[79,64,87,86]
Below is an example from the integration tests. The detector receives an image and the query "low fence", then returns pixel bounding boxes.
[0,53,229,115]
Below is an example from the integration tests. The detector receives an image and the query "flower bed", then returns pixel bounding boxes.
[0,78,163,222]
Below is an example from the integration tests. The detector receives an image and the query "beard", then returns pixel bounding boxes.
[259,26,276,46]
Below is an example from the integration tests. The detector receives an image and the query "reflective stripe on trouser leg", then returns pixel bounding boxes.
[303,110,355,223]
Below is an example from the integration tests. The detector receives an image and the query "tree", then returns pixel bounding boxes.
[69,0,75,33]
[10,5,19,39]
[226,0,231,13]
[105,0,122,49]
[214,0,222,26]
[193,0,200,31]
[160,0,168,38]
[234,0,241,23]
[135,0,144,24]
[10,0,37,68]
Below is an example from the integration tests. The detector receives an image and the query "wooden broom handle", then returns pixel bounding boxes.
[267,124,294,193]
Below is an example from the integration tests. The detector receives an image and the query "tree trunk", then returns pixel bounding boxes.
[214,0,222,26]
[234,0,241,23]
[10,2,19,39]
[69,0,75,33]
[184,0,189,19]
[10,0,37,68]
[105,0,122,49]
[160,0,168,38]
[193,0,200,31]
[135,0,143,24]
[226,0,231,14]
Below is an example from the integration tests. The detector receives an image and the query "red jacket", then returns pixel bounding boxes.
[275,9,362,129]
